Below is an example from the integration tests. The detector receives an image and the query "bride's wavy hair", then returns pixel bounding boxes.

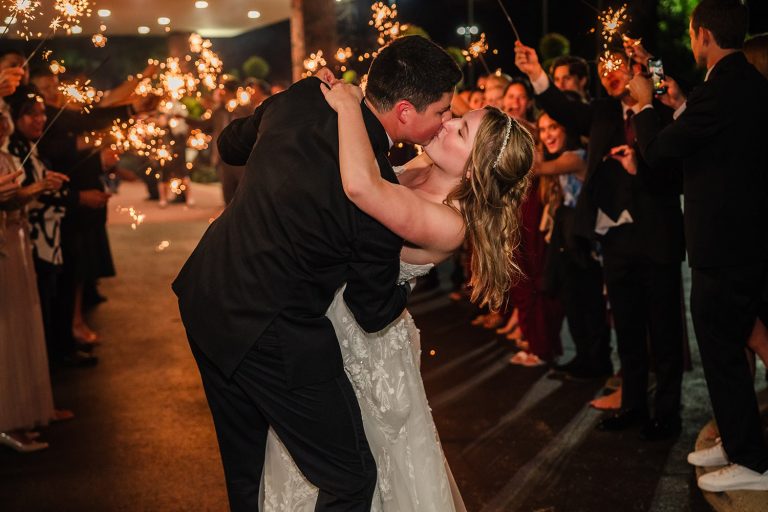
[446,106,534,311]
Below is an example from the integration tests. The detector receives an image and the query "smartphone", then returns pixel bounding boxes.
[648,58,667,95]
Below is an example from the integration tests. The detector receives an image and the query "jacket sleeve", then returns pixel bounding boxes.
[343,212,410,333]
[217,94,277,166]
[535,85,593,137]
[634,86,721,169]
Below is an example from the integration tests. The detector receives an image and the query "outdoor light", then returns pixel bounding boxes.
[457,25,479,35]
[137,26,150,34]
[71,25,82,34]
[247,10,261,19]
[97,9,111,17]
[158,17,171,25]
[4,16,16,24]
[195,1,208,8]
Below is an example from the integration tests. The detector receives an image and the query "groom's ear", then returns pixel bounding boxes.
[394,99,416,125]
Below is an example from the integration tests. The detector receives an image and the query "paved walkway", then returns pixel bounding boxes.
[1,181,765,511]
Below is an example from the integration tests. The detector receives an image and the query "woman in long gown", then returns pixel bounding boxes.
[0,103,68,452]
[260,81,535,511]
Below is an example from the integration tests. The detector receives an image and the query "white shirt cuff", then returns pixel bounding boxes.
[673,102,687,120]
[531,73,550,95]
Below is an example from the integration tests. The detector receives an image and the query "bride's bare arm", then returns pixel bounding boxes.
[401,245,453,266]
[321,82,465,254]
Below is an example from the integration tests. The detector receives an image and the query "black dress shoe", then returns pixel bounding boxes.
[552,357,580,373]
[566,364,613,381]
[597,409,648,432]
[639,417,682,441]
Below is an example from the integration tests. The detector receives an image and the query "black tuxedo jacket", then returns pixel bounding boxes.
[535,85,684,267]
[172,78,409,387]
[634,52,768,269]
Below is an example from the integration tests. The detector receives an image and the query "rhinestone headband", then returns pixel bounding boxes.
[493,115,513,169]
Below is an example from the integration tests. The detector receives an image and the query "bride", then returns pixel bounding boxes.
[260,78,534,511]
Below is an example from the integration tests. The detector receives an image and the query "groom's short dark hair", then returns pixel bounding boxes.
[366,36,462,113]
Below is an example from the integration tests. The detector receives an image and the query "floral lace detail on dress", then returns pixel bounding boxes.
[260,260,459,512]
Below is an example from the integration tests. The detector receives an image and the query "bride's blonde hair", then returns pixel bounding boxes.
[446,107,534,311]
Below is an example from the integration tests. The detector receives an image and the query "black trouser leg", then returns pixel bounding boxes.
[563,256,610,371]
[605,260,649,414]
[645,262,683,421]
[190,330,377,512]
[691,264,768,473]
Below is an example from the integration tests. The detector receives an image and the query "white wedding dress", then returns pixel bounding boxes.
[260,261,466,512]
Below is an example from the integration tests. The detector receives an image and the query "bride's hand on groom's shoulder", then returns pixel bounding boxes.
[320,81,364,112]
[315,67,339,88]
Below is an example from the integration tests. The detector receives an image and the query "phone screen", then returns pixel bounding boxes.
[648,58,667,95]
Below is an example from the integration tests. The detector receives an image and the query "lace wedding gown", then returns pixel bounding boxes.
[260,261,466,512]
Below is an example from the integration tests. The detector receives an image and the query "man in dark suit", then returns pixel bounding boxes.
[515,41,686,440]
[630,0,768,492]
[172,36,461,511]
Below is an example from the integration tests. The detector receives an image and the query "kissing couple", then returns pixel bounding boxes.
[173,35,534,511]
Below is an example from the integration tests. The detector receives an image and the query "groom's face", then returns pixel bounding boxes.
[401,92,453,145]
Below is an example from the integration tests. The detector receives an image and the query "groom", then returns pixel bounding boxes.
[172,35,461,511]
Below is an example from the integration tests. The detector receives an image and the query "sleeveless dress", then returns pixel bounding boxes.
[0,151,55,433]
[260,261,466,512]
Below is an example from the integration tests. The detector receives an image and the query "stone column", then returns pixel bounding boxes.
[290,0,338,82]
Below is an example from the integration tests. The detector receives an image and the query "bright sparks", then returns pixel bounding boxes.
[54,0,93,34]
[598,4,629,43]
[463,33,488,62]
[187,129,211,150]
[303,50,326,77]
[7,0,41,39]
[59,79,98,112]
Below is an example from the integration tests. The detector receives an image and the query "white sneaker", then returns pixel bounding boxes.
[688,441,728,467]
[698,463,768,492]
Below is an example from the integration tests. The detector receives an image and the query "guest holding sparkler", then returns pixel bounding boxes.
[629,0,768,490]
[515,38,686,441]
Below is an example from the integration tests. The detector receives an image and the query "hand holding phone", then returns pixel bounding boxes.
[648,58,667,95]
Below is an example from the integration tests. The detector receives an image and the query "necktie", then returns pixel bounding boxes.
[624,109,635,145]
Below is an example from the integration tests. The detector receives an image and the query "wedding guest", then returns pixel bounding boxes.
[5,88,95,367]
[211,80,250,205]
[744,33,768,79]
[468,89,485,110]
[502,77,536,125]
[0,104,71,453]
[516,41,685,441]
[630,0,768,490]
[550,56,590,99]
[483,73,511,110]
[516,108,609,371]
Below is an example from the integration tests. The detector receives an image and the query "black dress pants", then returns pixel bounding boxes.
[691,263,768,473]
[562,255,612,373]
[189,329,377,512]
[604,254,684,421]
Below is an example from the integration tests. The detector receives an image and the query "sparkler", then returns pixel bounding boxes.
[3,0,42,40]
[462,33,491,74]
[335,47,352,63]
[598,49,623,76]
[116,206,145,230]
[303,50,326,77]
[494,0,521,41]
[91,33,106,47]
[59,79,99,113]
[599,4,629,43]
[187,129,211,151]
[54,0,92,33]
[369,2,404,46]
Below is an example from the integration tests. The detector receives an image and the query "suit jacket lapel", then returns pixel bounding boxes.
[361,101,397,184]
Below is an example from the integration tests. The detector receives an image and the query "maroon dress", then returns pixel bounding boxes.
[509,177,565,361]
